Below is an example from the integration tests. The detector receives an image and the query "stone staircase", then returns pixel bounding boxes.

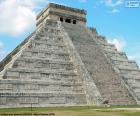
[62,23,137,105]
[88,28,140,105]
[0,20,90,108]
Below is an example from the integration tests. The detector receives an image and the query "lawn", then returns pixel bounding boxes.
[0,106,140,116]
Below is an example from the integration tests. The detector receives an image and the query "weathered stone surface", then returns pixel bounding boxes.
[0,3,140,107]
[0,15,101,108]
[62,23,136,105]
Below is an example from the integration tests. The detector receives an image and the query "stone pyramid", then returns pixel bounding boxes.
[0,3,140,108]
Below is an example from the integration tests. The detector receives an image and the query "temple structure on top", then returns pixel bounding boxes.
[36,3,87,29]
[0,3,140,108]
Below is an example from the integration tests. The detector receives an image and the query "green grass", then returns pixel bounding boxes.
[0,106,140,116]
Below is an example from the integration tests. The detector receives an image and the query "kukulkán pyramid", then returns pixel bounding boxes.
[0,3,140,108]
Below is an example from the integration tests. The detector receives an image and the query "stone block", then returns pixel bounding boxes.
[49,97,66,104]
[0,97,6,105]
[5,71,19,79]
[0,84,13,90]
[20,97,38,104]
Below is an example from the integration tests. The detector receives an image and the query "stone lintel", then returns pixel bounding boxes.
[37,3,87,20]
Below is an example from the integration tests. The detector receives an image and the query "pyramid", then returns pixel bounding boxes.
[0,3,139,108]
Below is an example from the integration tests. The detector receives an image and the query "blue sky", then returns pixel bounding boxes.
[0,0,140,66]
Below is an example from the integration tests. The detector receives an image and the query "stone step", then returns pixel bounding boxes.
[118,65,139,70]
[107,51,127,57]
[6,68,77,75]
[28,48,67,53]
[120,69,140,75]
[5,72,80,82]
[112,60,137,65]
[28,43,66,51]
[13,57,74,70]
[0,92,86,97]
[33,37,64,45]
[24,75,80,82]
[22,53,70,61]
[62,23,83,31]
[127,79,140,86]
[0,79,83,84]
[95,35,107,44]
[1,76,81,83]
[44,26,61,31]
[0,89,84,94]
[0,90,84,94]
[132,93,140,100]
[36,27,61,33]
[22,49,70,60]
[110,57,128,62]
[4,68,78,80]
[18,71,79,82]
[133,88,140,93]
[119,68,140,74]
[103,47,117,52]
[21,51,70,59]
[32,34,64,45]
[112,60,138,69]
[31,40,65,47]
[104,50,126,56]
[16,57,72,64]
[12,63,74,71]
[101,44,116,50]
[106,52,128,62]
[0,92,87,107]
[117,65,138,70]
[43,27,61,35]
[120,69,140,79]
[121,73,140,79]
[0,80,84,93]
[35,32,62,38]
[62,25,94,43]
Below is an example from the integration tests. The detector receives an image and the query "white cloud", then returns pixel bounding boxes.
[108,8,120,13]
[111,8,120,13]
[103,0,124,7]
[0,41,7,61]
[0,0,65,36]
[20,0,50,10]
[101,0,124,13]
[108,38,126,51]
[0,0,36,36]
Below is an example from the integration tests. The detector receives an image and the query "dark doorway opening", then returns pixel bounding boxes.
[60,17,63,22]
[65,19,71,23]
[73,20,76,24]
